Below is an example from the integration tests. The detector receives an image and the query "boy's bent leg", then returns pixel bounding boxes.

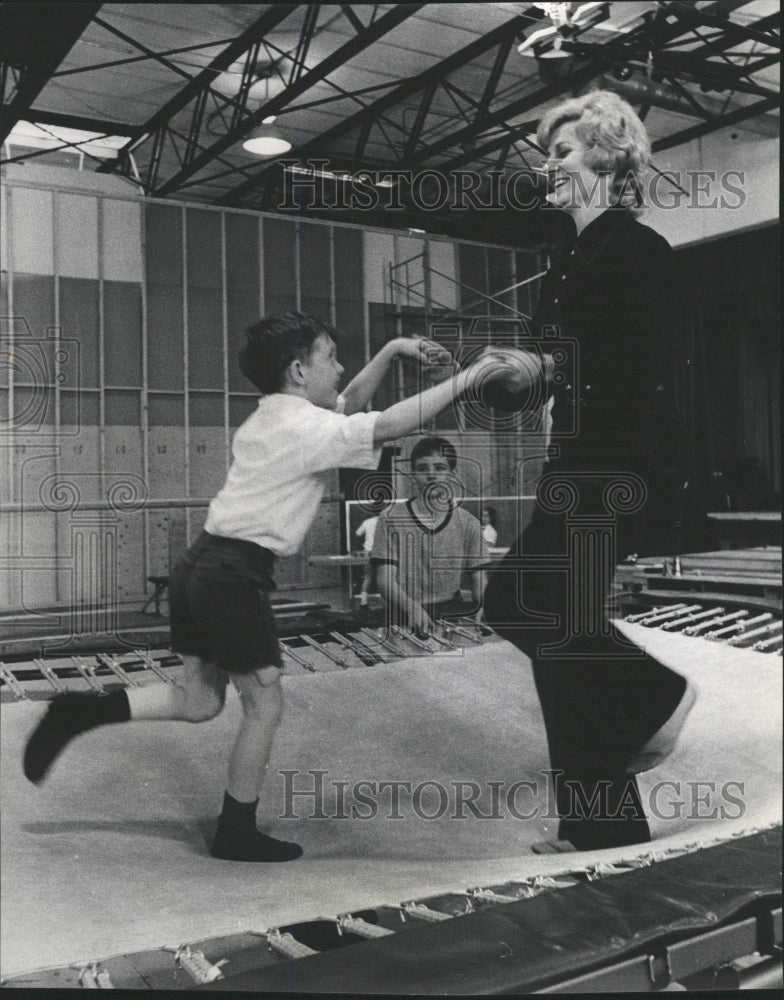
[23,687,131,784]
[127,654,226,721]
[211,665,302,862]
[23,655,225,784]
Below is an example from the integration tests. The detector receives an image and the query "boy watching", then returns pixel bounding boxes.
[23,314,525,863]
[371,435,485,637]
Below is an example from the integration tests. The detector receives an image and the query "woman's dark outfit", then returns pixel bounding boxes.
[484,206,689,850]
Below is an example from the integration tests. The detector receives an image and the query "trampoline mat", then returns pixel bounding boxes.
[1,635,780,979]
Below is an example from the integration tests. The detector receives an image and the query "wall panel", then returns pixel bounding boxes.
[426,239,458,312]
[57,194,98,279]
[10,188,53,275]
[263,217,296,314]
[3,179,546,608]
[334,226,365,384]
[103,199,143,283]
[299,222,331,320]
[59,277,100,389]
[104,281,143,386]
[145,204,183,390]
[226,213,260,392]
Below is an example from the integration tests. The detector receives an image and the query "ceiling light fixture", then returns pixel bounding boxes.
[240,72,292,157]
[242,124,292,157]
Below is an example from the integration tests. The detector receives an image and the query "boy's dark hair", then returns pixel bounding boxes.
[482,505,498,527]
[239,312,338,395]
[410,435,457,471]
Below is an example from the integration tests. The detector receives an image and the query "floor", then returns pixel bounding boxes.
[1,628,780,982]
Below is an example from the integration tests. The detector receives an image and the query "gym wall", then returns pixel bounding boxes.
[0,170,542,611]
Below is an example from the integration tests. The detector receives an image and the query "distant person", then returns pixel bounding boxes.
[481,506,498,548]
[355,512,379,609]
[372,436,484,636]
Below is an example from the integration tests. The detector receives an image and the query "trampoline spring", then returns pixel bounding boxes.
[69,656,104,692]
[76,961,113,989]
[529,876,576,890]
[437,620,483,643]
[400,902,452,922]
[705,621,748,640]
[754,633,784,652]
[391,626,432,652]
[336,915,394,938]
[32,659,66,694]
[728,618,779,645]
[96,654,142,687]
[0,663,28,700]
[685,609,748,635]
[301,634,351,669]
[427,629,458,650]
[172,945,226,984]
[328,631,380,663]
[624,605,672,623]
[131,650,175,683]
[639,604,701,626]
[661,606,724,631]
[359,627,401,655]
[280,642,317,672]
[266,929,318,959]
[582,862,634,880]
[467,888,518,904]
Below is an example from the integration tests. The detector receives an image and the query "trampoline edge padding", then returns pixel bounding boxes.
[202,826,782,995]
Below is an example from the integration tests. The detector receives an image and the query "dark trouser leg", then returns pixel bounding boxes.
[484,527,686,851]
[532,661,652,849]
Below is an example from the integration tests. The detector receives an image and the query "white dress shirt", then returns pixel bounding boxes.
[206,394,380,556]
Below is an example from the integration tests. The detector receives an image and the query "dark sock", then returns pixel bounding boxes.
[210,791,303,863]
[23,690,130,784]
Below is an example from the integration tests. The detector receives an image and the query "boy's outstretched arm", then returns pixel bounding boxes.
[373,349,542,444]
[341,337,450,415]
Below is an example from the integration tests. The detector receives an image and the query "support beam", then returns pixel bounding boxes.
[652,93,780,152]
[154,3,424,198]
[661,1,781,49]
[98,5,295,175]
[13,108,136,136]
[0,2,101,143]
[218,10,540,205]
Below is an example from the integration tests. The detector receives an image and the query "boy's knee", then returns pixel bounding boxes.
[235,667,283,719]
[184,683,226,722]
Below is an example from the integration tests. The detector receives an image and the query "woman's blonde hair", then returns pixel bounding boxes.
[537,90,651,213]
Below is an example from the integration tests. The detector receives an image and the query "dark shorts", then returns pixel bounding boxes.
[169,530,282,674]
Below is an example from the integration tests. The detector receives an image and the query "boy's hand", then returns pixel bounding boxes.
[391,336,454,370]
[409,603,436,638]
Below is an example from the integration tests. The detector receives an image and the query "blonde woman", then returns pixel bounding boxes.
[485,91,695,853]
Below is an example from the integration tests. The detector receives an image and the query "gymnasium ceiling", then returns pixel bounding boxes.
[0,2,780,241]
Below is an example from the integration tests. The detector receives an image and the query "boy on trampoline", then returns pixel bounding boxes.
[24,313,524,863]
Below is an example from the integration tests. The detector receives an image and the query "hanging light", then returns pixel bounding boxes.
[242,123,292,156]
[241,69,292,157]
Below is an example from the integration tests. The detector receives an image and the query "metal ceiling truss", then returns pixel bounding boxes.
[96,4,296,187]
[0,1,778,216]
[218,9,546,207]
[103,3,424,198]
[220,0,778,213]
[0,2,102,143]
